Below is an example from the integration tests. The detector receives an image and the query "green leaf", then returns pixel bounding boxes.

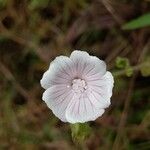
[122,13,150,30]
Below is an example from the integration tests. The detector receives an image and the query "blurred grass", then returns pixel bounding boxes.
[0,0,150,149]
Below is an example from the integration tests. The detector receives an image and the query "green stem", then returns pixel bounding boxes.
[113,62,149,77]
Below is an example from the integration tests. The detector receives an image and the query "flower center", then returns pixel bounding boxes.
[71,79,87,94]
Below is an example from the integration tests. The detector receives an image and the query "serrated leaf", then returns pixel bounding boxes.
[122,13,150,30]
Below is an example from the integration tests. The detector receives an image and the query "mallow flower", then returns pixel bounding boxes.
[40,50,114,123]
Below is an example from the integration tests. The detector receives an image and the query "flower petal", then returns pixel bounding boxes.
[40,56,74,89]
[65,93,105,123]
[70,50,106,79]
[40,70,52,89]
[84,56,106,79]
[51,56,75,78]
[87,71,114,108]
[103,71,114,97]
[42,85,74,122]
[70,50,91,78]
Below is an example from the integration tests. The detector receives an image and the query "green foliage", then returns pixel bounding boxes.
[122,13,150,30]
[42,119,60,141]
[140,57,150,77]
[0,0,7,9]
[114,77,127,92]
[70,123,91,143]
[29,0,50,9]
[125,66,133,77]
[116,57,129,69]
[17,131,41,144]
[115,57,133,77]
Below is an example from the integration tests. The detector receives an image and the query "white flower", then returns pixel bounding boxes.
[40,50,114,123]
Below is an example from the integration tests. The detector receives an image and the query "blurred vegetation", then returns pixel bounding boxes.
[0,0,150,149]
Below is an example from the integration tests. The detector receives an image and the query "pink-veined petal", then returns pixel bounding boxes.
[65,93,105,123]
[40,56,75,89]
[70,50,92,78]
[40,69,71,89]
[51,56,75,78]
[84,56,106,80]
[42,85,74,122]
[87,71,114,108]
